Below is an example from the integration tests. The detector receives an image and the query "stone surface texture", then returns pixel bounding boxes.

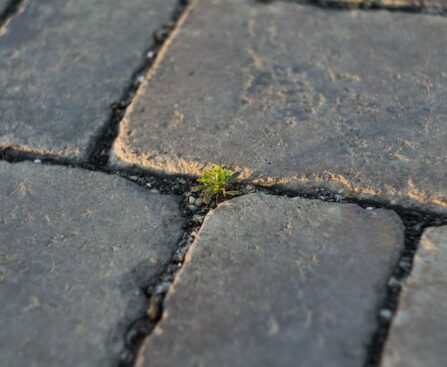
[382,225,447,367]
[0,161,184,367]
[0,0,177,160]
[136,193,404,367]
[113,0,447,213]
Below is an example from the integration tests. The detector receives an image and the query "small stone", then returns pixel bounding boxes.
[178,178,187,184]
[399,260,411,271]
[187,205,197,212]
[129,175,138,181]
[154,282,171,295]
[150,189,160,194]
[380,309,393,321]
[194,198,203,206]
[33,159,41,164]
[188,196,196,204]
[192,214,204,222]
[366,207,374,211]
[388,277,401,288]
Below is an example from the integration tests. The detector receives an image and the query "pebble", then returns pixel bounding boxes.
[195,198,203,206]
[399,260,411,270]
[366,207,374,211]
[129,176,138,181]
[380,309,393,320]
[154,282,171,294]
[188,205,197,212]
[150,189,160,194]
[388,277,401,288]
[189,196,196,204]
[34,159,42,164]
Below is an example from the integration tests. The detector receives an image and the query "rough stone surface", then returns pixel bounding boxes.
[0,0,177,160]
[113,0,447,213]
[136,193,404,367]
[0,161,184,367]
[382,225,447,367]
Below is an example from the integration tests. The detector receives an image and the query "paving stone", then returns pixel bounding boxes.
[0,0,177,160]
[136,193,404,367]
[382,225,447,367]
[113,0,447,213]
[0,161,184,367]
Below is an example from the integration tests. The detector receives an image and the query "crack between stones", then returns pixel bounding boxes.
[86,0,192,169]
[2,151,447,366]
[258,0,447,16]
[0,0,27,34]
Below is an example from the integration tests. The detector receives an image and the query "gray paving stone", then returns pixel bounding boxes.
[112,0,447,213]
[382,225,447,367]
[0,0,177,160]
[0,161,184,367]
[136,193,404,367]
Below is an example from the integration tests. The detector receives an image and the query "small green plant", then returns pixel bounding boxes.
[195,165,239,204]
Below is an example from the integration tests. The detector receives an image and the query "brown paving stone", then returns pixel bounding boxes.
[0,0,178,160]
[136,193,404,367]
[112,0,447,213]
[382,225,447,367]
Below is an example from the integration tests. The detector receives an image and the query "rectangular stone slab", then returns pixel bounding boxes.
[136,193,404,367]
[0,161,184,367]
[382,225,447,367]
[0,0,177,160]
[112,0,447,213]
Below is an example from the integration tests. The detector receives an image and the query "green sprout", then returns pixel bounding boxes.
[195,165,239,204]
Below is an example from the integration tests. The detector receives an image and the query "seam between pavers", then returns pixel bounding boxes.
[87,0,197,169]
[0,0,27,35]
[264,0,447,16]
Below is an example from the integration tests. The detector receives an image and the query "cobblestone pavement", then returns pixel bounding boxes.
[0,0,446,366]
